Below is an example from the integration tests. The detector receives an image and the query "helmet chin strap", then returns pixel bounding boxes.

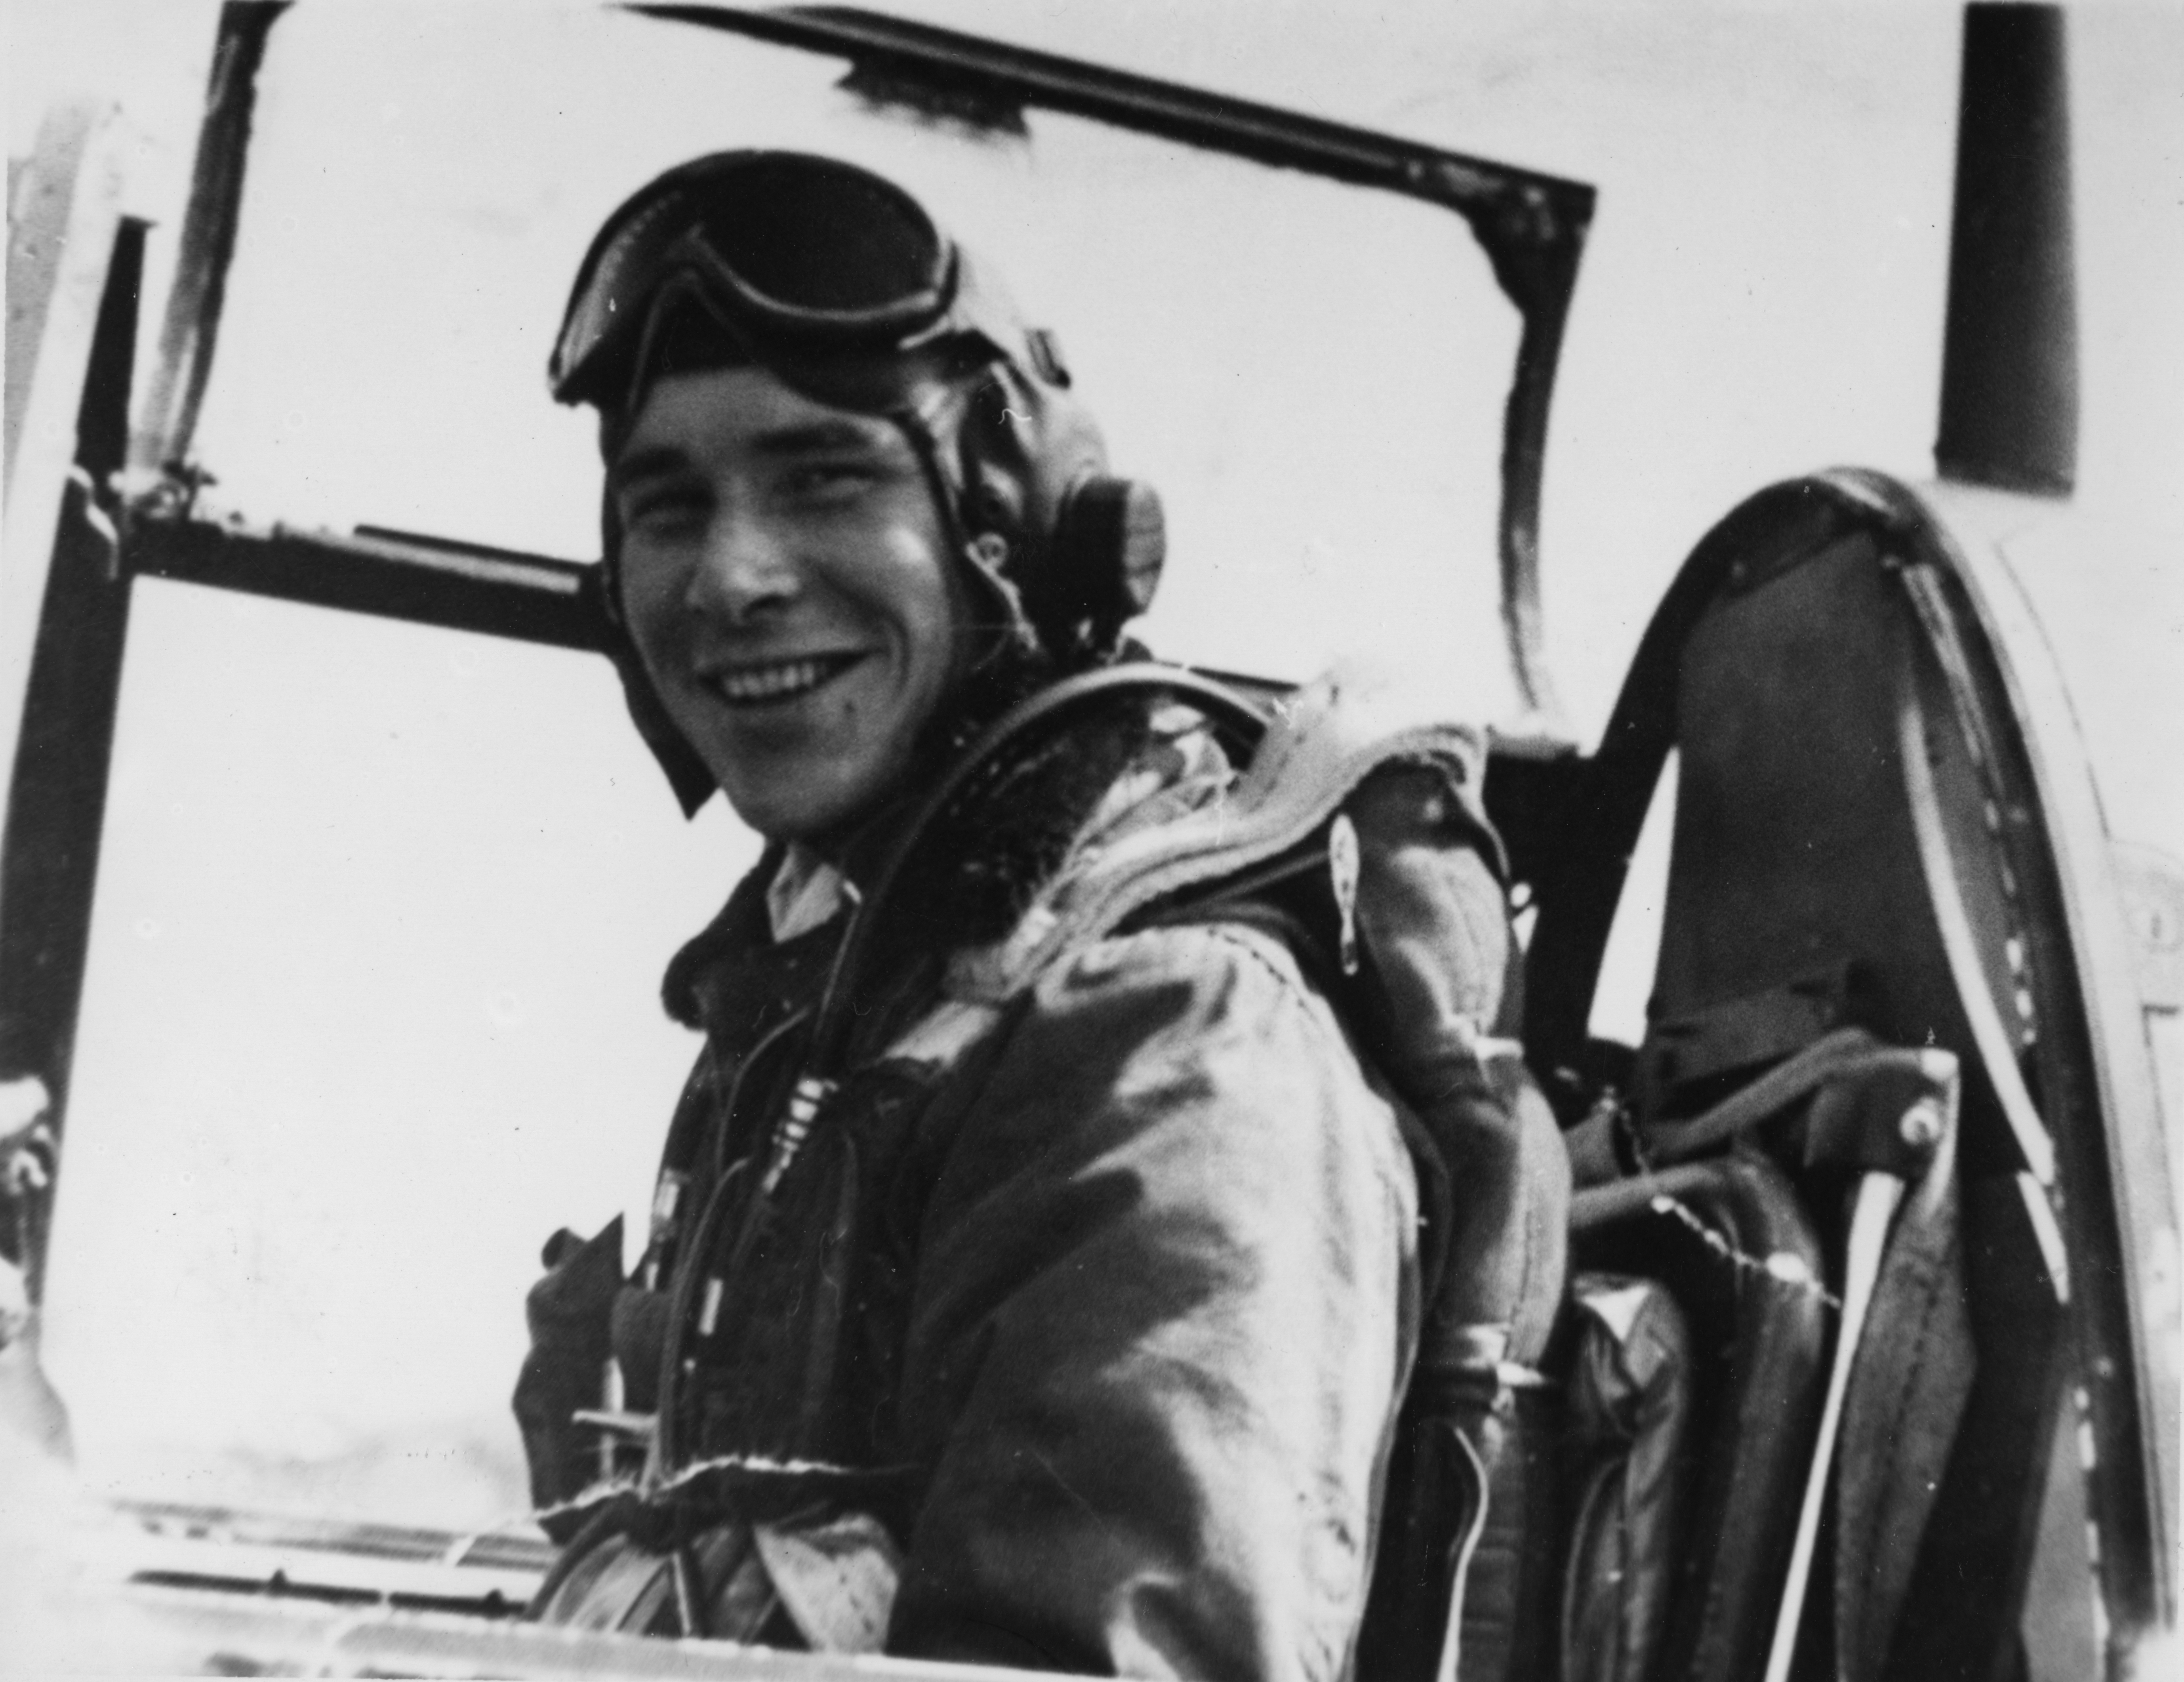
[591,489,721,818]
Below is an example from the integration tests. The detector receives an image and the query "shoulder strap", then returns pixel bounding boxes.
[800,663,1265,1082]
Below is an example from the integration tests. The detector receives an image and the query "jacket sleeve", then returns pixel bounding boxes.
[886,921,1420,1682]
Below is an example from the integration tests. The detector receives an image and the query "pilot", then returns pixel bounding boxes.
[513,150,1563,1677]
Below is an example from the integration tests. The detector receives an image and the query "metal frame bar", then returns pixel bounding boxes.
[126,518,603,652]
[131,1,290,484]
[0,219,148,1296]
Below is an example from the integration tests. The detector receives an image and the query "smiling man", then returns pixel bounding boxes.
[510,151,1560,1681]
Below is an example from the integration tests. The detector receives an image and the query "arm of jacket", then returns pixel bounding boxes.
[886,921,1421,1682]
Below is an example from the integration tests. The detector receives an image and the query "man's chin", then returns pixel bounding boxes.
[717,771,863,849]
[717,753,933,857]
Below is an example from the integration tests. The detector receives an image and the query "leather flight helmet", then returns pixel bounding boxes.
[551,151,1166,810]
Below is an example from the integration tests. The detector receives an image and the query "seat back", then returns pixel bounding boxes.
[1378,476,2079,1679]
[1645,493,1989,1139]
[1532,476,2072,1682]
[1648,479,2078,1680]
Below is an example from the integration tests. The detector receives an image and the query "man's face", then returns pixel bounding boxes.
[611,365,968,842]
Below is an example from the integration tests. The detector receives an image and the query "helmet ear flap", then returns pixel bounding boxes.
[1040,475,1166,653]
[588,511,720,818]
[953,365,1165,660]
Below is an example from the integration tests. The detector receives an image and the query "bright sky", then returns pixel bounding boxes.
[9,0,2180,1527]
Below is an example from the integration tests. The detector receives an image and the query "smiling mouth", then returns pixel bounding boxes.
[706,653,867,706]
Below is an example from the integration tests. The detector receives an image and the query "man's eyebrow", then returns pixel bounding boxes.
[610,444,690,491]
[745,418,896,458]
[611,420,896,491]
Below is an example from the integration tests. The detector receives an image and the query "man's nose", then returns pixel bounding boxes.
[686,507,799,624]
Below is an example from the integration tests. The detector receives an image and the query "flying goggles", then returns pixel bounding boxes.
[550,150,1039,414]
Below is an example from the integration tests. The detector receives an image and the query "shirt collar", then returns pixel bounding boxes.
[766,843,853,944]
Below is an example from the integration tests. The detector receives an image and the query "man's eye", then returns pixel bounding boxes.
[781,461,879,504]
[621,487,707,532]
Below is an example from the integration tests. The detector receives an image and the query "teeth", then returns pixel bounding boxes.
[713,657,847,702]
